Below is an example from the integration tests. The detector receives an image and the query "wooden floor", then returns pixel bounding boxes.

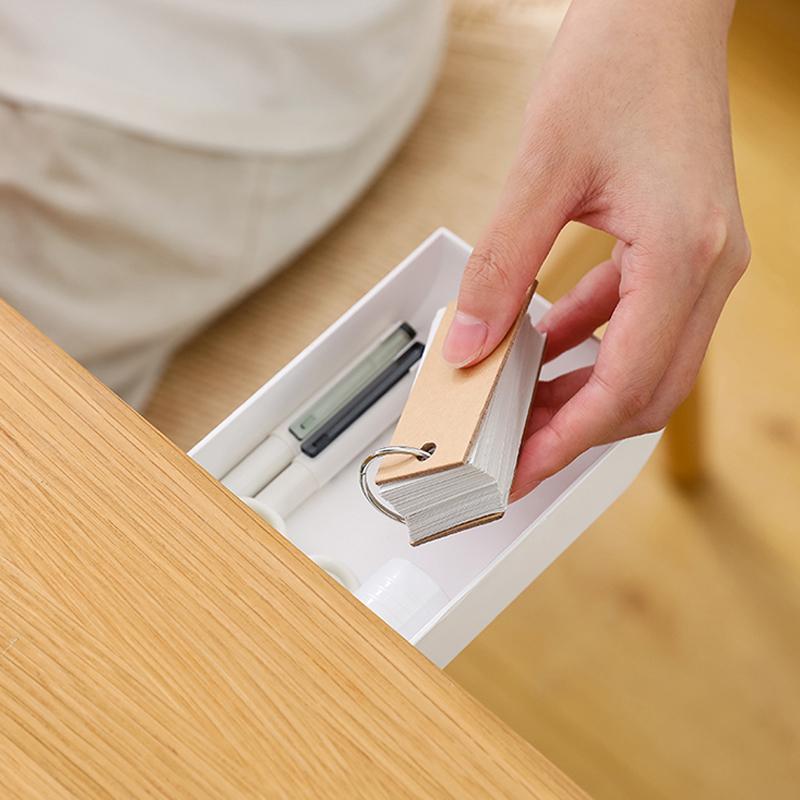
[146,2,800,798]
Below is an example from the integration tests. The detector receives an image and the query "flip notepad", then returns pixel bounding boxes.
[375,290,546,545]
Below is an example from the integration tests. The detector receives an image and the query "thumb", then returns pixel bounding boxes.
[443,172,568,367]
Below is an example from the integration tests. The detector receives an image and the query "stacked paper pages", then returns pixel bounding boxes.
[375,299,545,545]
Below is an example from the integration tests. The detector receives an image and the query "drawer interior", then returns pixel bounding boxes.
[190,230,647,655]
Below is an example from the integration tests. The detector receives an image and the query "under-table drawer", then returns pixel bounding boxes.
[189,228,660,667]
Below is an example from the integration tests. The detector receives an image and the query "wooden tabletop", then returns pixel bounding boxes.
[0,300,587,798]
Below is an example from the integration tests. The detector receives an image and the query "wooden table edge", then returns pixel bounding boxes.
[0,300,589,799]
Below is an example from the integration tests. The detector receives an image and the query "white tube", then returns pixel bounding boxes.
[255,370,414,517]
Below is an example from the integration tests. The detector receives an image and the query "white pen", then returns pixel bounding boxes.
[221,321,414,496]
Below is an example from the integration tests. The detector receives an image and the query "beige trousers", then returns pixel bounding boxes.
[0,69,435,408]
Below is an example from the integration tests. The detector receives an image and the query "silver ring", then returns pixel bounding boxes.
[359,445,433,523]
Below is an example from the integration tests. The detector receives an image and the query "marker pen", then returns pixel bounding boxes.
[301,342,424,458]
[289,323,415,441]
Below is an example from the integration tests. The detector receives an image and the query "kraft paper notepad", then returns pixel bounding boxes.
[375,290,546,545]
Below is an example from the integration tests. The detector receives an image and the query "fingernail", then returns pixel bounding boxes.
[442,311,488,367]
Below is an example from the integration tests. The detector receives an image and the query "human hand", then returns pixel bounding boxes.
[442,0,750,499]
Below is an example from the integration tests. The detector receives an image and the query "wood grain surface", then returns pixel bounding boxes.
[0,301,588,798]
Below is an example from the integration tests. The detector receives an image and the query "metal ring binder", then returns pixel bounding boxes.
[359,445,433,522]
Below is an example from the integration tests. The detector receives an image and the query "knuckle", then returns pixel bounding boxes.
[684,210,750,285]
[544,417,570,451]
[592,370,652,421]
[686,211,729,270]
[637,407,671,434]
[561,280,596,317]
[672,373,698,408]
[637,373,700,434]
[725,228,751,283]
[464,237,518,296]
[619,385,653,419]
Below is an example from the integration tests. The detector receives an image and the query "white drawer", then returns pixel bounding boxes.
[189,229,661,667]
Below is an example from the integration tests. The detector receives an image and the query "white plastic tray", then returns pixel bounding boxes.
[190,229,661,667]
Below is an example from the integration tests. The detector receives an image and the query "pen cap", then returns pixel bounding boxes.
[222,434,296,497]
[239,496,289,535]
[255,460,317,518]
